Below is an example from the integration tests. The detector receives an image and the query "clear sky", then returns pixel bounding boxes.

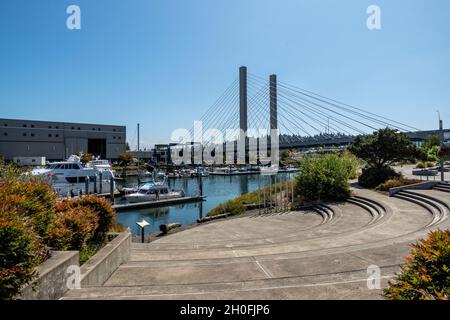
[0,0,449,149]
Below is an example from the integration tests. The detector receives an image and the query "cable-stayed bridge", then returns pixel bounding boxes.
[185,66,444,153]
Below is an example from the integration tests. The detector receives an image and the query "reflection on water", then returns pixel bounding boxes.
[116,173,296,235]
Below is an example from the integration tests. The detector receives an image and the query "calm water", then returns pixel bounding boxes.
[115,172,297,235]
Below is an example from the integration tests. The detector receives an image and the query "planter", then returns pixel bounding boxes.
[18,251,79,300]
[80,231,131,287]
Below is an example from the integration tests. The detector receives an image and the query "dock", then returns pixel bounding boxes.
[112,195,206,212]
[210,169,299,176]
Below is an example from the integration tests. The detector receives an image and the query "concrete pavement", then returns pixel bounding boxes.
[63,188,450,300]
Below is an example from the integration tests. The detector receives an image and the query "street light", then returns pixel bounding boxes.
[136,219,150,243]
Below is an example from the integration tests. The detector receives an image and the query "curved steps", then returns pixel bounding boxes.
[393,190,448,227]
[63,189,450,300]
[433,182,450,193]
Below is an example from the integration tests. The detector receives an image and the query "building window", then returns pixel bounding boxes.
[113,136,116,139]
[3,132,7,136]
[78,127,81,130]
[48,126,52,129]
[31,133,35,137]
[48,134,52,137]
[118,136,122,140]
[98,128,101,131]
[56,134,59,137]
[4,124,7,127]
[23,124,27,127]
[71,126,75,130]
[92,128,95,130]
[55,126,59,129]
[31,124,35,128]
[113,129,116,132]
[23,133,27,136]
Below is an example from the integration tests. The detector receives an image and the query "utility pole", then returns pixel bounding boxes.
[137,123,140,152]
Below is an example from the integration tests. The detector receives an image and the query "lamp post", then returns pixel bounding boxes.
[136,219,150,243]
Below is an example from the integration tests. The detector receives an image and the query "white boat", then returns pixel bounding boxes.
[31,155,115,197]
[260,164,279,175]
[124,182,185,203]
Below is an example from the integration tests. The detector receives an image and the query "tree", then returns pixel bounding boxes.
[280,150,289,162]
[421,134,440,151]
[117,152,134,166]
[348,128,417,169]
[418,134,441,162]
[126,142,131,151]
[80,153,94,164]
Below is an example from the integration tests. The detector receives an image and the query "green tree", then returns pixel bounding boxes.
[280,150,290,162]
[126,142,131,151]
[348,128,417,169]
[117,152,134,166]
[80,153,94,164]
[421,134,440,151]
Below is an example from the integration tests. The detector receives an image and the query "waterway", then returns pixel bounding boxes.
[115,172,297,235]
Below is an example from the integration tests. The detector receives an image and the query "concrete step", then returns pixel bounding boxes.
[395,190,447,227]
[346,197,381,224]
[62,264,399,300]
[434,186,450,193]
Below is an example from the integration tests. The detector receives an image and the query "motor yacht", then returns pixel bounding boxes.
[31,155,115,197]
[124,182,185,203]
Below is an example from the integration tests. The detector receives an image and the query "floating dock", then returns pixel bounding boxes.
[210,169,299,176]
[112,195,206,212]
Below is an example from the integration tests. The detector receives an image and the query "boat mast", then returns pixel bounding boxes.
[137,123,140,184]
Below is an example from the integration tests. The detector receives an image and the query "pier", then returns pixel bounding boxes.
[112,195,206,212]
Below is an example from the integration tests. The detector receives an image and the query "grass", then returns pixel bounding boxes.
[79,244,102,265]
[207,181,294,217]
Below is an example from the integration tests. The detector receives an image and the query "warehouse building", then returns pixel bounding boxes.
[0,118,126,161]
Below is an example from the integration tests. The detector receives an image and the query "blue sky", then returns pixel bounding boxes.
[0,0,449,148]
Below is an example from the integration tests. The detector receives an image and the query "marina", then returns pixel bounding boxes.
[114,172,297,234]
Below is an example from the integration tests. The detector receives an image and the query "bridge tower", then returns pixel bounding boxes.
[239,66,248,135]
[269,74,277,131]
[239,66,248,163]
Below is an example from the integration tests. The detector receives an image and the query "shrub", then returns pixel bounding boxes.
[358,167,400,189]
[415,162,425,169]
[0,209,48,300]
[375,177,421,192]
[384,230,450,300]
[0,181,56,238]
[294,153,356,203]
[69,196,116,242]
[46,206,99,250]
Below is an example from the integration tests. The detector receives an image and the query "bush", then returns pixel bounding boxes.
[358,167,400,189]
[294,153,356,203]
[46,206,99,250]
[0,209,48,300]
[375,177,421,192]
[384,230,450,300]
[0,181,57,238]
[69,196,116,242]
[415,162,425,169]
